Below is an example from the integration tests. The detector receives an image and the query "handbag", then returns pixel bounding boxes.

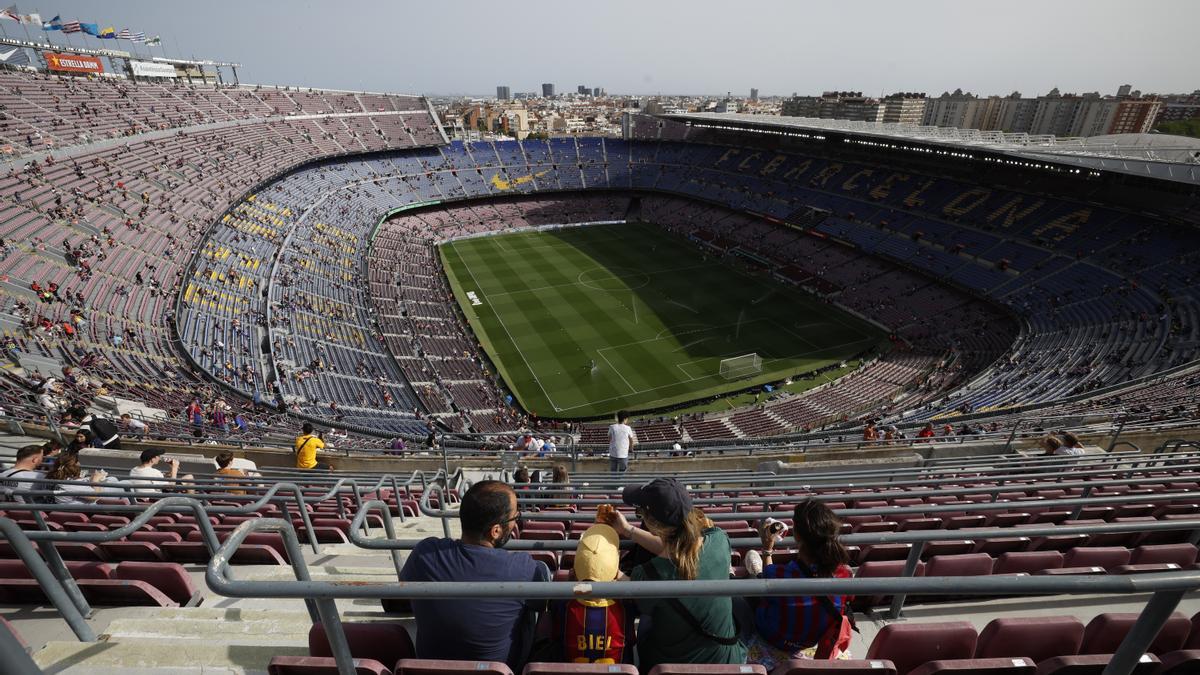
[812,594,857,659]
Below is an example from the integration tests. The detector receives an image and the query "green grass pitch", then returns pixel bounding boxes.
[439,223,886,419]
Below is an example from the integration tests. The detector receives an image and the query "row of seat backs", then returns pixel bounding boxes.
[867,615,1200,674]
[273,614,1200,675]
[0,559,197,606]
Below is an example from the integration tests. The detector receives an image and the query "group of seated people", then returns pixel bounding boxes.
[0,442,255,503]
[399,478,852,670]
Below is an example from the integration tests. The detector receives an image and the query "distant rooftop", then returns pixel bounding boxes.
[667,112,1200,186]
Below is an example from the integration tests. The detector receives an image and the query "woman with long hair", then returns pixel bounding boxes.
[45,454,107,504]
[601,478,745,669]
[742,498,854,667]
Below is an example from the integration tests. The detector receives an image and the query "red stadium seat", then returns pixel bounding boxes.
[865,622,977,675]
[309,622,414,667]
[974,616,1084,662]
[268,656,391,675]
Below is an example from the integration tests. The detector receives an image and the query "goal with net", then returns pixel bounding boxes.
[718,353,763,380]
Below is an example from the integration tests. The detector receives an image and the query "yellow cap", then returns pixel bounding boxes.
[574,523,620,582]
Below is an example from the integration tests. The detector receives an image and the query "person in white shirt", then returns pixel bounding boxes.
[128,448,190,495]
[607,410,637,474]
[120,413,149,435]
[0,445,46,503]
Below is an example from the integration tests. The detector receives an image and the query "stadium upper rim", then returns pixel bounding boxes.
[666,112,1200,186]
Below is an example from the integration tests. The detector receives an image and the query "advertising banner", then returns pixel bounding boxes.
[131,60,177,78]
[45,52,104,74]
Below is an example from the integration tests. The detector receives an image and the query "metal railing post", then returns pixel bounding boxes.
[0,610,41,674]
[315,596,355,675]
[1069,485,1094,520]
[1105,419,1127,452]
[1102,589,1186,675]
[888,541,925,619]
[0,518,95,641]
[32,510,93,619]
[1003,419,1022,452]
[389,475,406,523]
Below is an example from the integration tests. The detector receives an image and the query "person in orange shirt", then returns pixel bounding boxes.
[214,451,247,495]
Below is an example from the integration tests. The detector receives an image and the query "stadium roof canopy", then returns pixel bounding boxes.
[666,112,1200,187]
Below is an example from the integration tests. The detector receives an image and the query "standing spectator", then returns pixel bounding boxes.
[294,422,329,470]
[66,429,93,455]
[862,420,879,443]
[120,413,149,435]
[741,499,855,668]
[211,400,230,434]
[83,414,121,449]
[0,445,46,503]
[917,422,935,441]
[601,478,745,669]
[400,480,549,669]
[607,410,636,474]
[185,398,204,428]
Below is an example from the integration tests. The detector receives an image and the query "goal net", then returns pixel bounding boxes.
[719,353,763,380]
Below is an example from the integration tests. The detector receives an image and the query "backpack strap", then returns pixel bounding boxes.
[640,560,740,645]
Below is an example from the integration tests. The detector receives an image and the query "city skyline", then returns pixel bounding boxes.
[21,0,1200,97]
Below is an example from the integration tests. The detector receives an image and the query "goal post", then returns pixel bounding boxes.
[719,353,762,380]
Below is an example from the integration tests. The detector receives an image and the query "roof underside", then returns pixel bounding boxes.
[669,112,1200,186]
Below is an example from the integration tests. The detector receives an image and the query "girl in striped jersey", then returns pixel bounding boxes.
[743,499,854,668]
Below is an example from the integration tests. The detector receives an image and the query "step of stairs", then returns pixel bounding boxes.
[35,606,412,673]
[33,639,308,674]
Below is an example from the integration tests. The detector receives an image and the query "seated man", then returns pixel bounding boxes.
[400,480,549,669]
[127,448,192,495]
[0,444,46,503]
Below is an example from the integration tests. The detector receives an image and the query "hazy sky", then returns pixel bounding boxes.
[13,1,1199,97]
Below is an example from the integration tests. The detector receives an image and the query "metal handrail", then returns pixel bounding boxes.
[513,469,1200,507]
[567,451,1200,492]
[208,515,1200,675]
[1,482,321,553]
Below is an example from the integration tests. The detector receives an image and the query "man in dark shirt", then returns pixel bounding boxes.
[400,480,549,669]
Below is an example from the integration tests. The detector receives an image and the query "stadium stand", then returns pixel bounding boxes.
[3,56,1200,675]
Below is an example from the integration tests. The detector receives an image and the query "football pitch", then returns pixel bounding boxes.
[439,223,886,419]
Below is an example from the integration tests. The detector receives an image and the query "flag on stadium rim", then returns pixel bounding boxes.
[79,22,99,36]
[21,12,39,25]
[60,19,81,33]
[98,26,116,39]
[117,28,132,40]
[42,14,61,30]
[130,31,147,42]
[0,5,20,21]
[144,36,161,46]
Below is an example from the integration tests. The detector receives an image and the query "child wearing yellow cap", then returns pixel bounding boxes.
[543,521,634,663]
